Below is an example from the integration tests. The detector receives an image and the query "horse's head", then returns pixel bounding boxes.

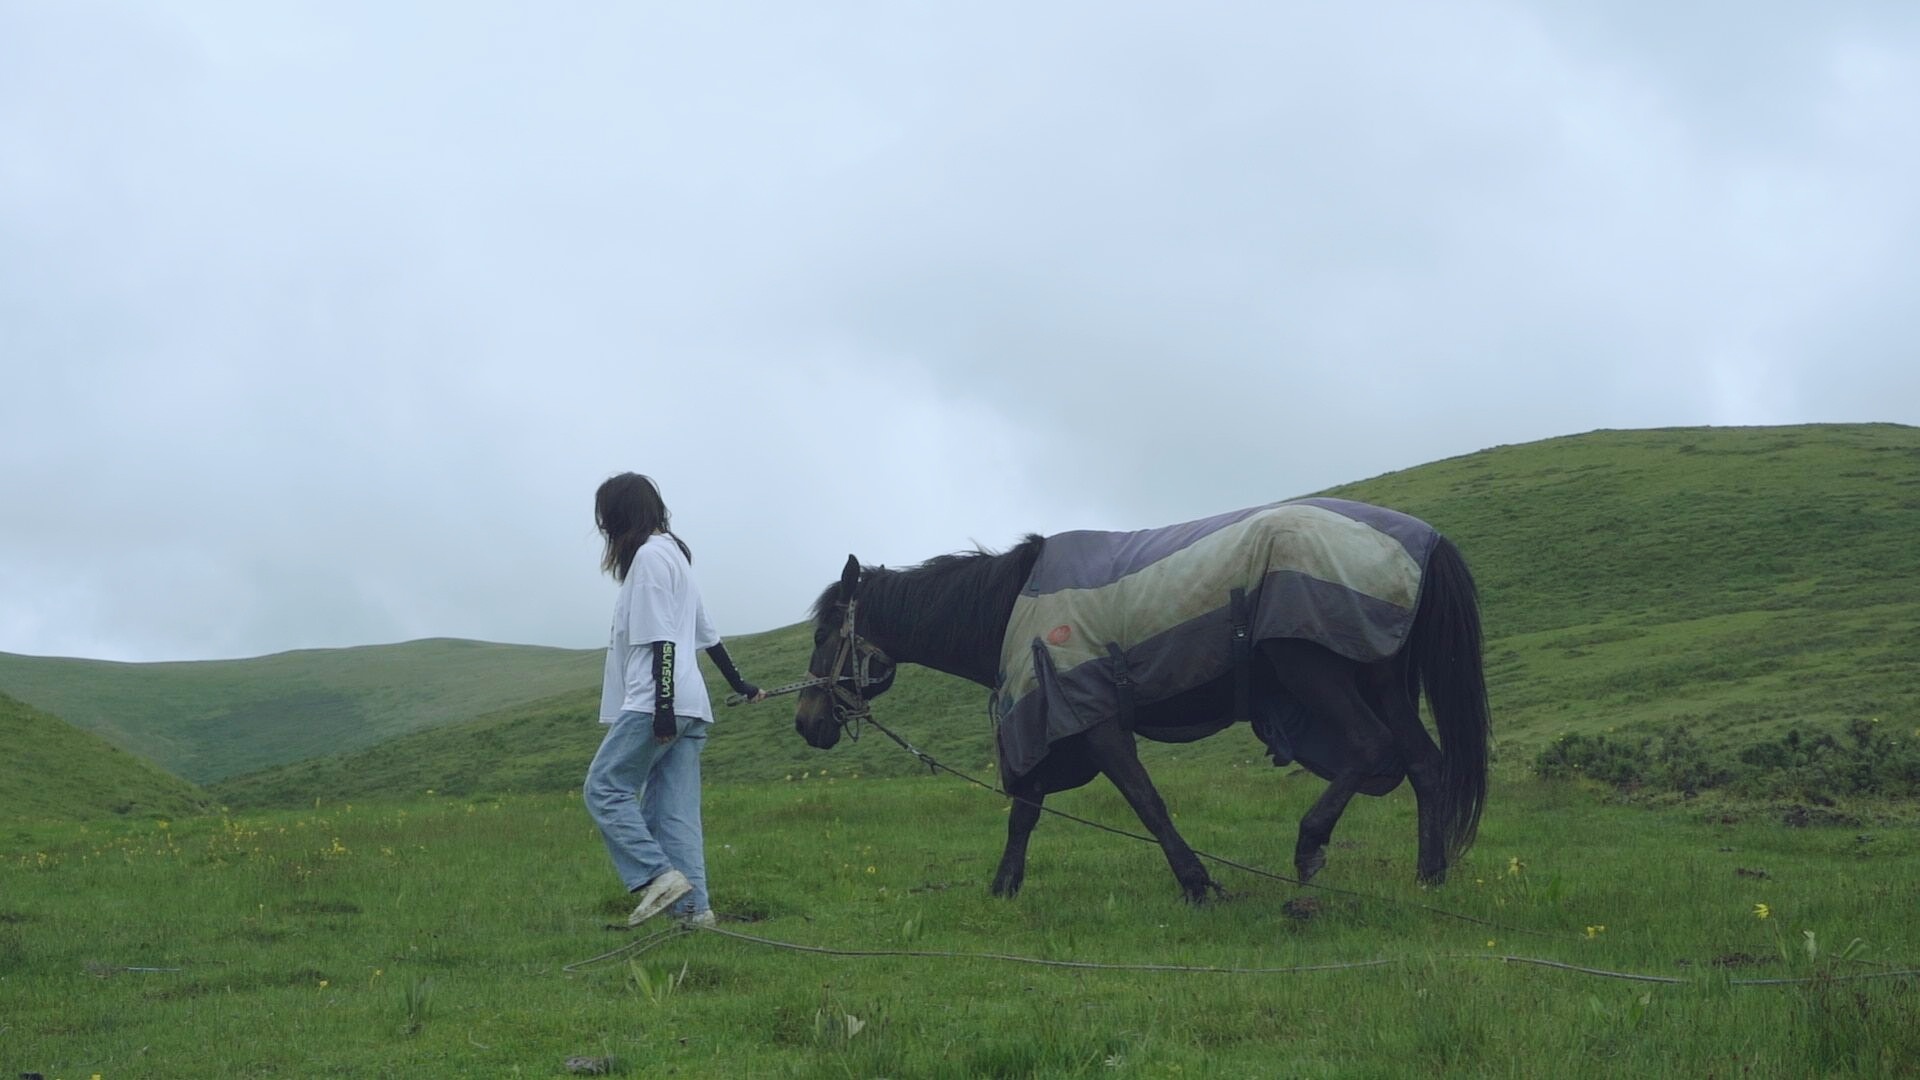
[794,554,897,750]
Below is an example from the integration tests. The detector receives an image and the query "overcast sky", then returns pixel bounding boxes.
[3,1,1917,663]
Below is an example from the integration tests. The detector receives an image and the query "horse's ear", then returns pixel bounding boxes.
[840,555,861,599]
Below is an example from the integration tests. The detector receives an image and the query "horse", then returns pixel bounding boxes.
[792,497,1490,902]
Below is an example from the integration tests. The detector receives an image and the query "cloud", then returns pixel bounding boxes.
[2,1,1916,661]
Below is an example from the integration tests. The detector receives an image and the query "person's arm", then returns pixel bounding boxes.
[704,642,760,700]
[651,640,677,741]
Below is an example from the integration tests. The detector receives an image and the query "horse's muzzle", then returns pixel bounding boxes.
[795,696,842,750]
[798,720,841,750]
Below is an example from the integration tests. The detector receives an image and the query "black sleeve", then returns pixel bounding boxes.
[651,641,677,739]
[705,642,759,697]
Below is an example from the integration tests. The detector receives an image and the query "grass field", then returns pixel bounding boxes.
[5,761,1918,1078]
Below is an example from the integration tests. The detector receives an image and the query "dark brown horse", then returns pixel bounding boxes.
[793,500,1490,902]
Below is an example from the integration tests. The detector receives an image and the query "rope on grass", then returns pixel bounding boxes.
[560,924,685,973]
[700,925,1405,974]
[567,922,1397,975]
[1481,954,1920,987]
[565,922,1920,989]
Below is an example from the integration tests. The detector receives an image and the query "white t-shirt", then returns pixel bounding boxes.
[599,534,721,723]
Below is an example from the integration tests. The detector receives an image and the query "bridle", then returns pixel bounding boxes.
[736,598,892,740]
[817,598,895,737]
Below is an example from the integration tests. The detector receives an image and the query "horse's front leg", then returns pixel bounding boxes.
[991,747,1099,899]
[1080,720,1217,903]
[991,777,1044,898]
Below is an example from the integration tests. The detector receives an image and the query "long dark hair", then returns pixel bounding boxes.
[595,472,691,581]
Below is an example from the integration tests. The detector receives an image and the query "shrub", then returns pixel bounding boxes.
[1647,726,1728,794]
[1535,718,1919,804]
[1533,733,1649,787]
[1730,719,1920,802]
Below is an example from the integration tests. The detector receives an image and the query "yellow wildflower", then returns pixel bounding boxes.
[1754,903,1771,920]
[1585,925,1606,939]
[1507,856,1526,877]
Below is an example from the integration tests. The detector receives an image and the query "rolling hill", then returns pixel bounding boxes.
[0,691,209,821]
[0,638,599,783]
[197,422,1920,809]
[208,622,983,808]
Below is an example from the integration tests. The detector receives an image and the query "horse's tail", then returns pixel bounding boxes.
[1408,534,1490,863]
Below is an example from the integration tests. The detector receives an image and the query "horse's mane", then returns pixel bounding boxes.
[810,535,1046,683]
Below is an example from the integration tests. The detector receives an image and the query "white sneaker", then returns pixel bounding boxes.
[627,869,692,926]
[682,909,716,928]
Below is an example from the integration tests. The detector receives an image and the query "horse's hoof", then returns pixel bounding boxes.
[990,876,1023,899]
[1295,849,1326,884]
[1416,866,1447,887]
[1180,877,1219,904]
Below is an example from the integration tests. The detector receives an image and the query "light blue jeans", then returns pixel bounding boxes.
[583,711,710,915]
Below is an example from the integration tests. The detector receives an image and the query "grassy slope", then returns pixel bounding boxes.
[1328,424,1920,754]
[207,422,1920,810]
[210,612,1002,807]
[0,691,208,822]
[0,638,599,783]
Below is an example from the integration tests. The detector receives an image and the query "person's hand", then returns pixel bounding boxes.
[749,688,769,704]
[652,712,677,743]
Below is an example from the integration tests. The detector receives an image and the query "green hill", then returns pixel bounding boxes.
[1327,423,1920,749]
[0,691,209,821]
[208,622,985,808]
[207,423,1920,810]
[0,638,599,783]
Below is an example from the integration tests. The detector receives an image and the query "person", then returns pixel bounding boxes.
[585,472,766,927]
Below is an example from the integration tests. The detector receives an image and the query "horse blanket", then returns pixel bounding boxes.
[991,498,1440,786]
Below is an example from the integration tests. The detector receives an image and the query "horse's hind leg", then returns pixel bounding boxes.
[1080,720,1217,903]
[1260,639,1397,884]
[1363,661,1449,884]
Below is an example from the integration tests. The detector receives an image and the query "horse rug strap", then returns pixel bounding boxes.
[1229,586,1250,723]
[991,498,1439,787]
